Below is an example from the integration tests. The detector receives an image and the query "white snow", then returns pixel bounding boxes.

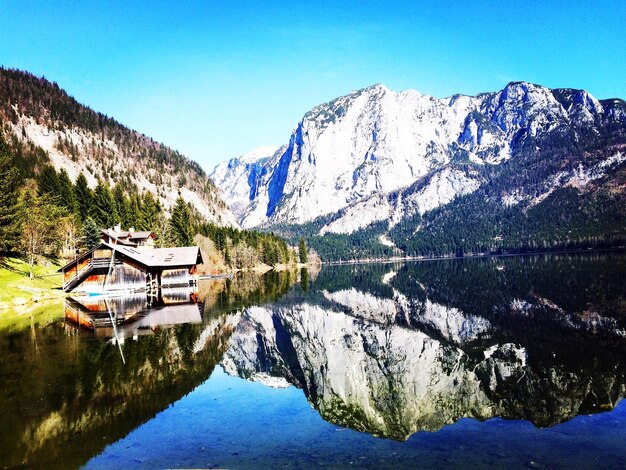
[212,82,612,232]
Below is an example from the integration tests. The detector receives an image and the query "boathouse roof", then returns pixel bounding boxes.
[58,241,203,273]
[111,243,203,268]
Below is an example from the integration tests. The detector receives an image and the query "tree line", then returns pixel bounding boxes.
[197,222,308,270]
[0,139,306,276]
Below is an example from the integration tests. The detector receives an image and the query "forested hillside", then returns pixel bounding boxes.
[213,81,626,261]
[0,68,303,277]
[0,67,236,225]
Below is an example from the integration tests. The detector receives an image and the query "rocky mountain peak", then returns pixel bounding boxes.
[211,81,625,236]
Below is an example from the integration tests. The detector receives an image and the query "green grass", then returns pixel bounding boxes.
[0,257,63,308]
[0,300,64,333]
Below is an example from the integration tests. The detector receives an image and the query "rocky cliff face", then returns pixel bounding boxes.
[221,257,626,440]
[212,82,626,234]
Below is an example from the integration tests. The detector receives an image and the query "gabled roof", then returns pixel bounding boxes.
[101,229,156,243]
[111,242,203,268]
[128,231,156,240]
[58,241,203,272]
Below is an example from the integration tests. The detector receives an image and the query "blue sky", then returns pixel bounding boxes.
[1,1,625,170]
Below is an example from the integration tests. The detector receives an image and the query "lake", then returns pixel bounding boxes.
[1,252,625,469]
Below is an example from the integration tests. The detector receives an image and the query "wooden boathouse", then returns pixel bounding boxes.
[58,228,203,300]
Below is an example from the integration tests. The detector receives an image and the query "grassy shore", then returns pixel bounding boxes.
[0,258,64,310]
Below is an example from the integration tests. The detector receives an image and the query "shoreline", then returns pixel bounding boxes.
[320,246,626,267]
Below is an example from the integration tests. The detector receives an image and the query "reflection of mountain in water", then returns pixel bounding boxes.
[222,253,626,440]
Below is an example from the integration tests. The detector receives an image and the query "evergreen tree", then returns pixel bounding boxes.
[224,243,232,267]
[300,267,309,292]
[0,146,21,255]
[57,168,76,213]
[83,217,101,250]
[91,179,114,228]
[113,183,130,229]
[37,165,60,199]
[299,236,308,264]
[170,195,193,246]
[128,193,142,229]
[138,192,160,230]
[262,238,278,266]
[73,172,92,222]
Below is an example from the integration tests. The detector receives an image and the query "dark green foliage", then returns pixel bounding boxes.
[262,238,279,266]
[83,217,101,250]
[57,169,76,212]
[37,165,60,199]
[113,183,131,228]
[128,194,142,229]
[170,196,193,247]
[300,267,309,292]
[274,220,393,262]
[299,236,308,264]
[138,192,161,231]
[390,163,626,257]
[73,172,92,222]
[198,222,293,268]
[0,141,21,255]
[91,179,115,228]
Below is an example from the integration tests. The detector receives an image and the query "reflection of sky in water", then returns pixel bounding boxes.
[86,367,626,469]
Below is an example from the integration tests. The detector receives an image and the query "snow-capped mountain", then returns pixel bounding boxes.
[211,82,626,235]
[221,258,626,438]
[210,145,284,222]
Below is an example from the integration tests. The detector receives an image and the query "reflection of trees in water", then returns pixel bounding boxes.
[394,252,626,321]
[223,253,626,440]
[199,269,302,315]
[0,309,237,469]
[0,269,304,468]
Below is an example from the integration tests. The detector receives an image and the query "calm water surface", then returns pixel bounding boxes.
[1,253,626,469]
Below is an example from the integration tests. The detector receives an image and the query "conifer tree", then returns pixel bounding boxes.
[170,195,193,246]
[83,217,100,250]
[300,267,309,292]
[37,165,60,199]
[128,193,142,229]
[57,168,76,213]
[0,147,20,255]
[138,192,160,230]
[91,179,114,228]
[73,172,92,222]
[299,236,308,264]
[113,183,130,229]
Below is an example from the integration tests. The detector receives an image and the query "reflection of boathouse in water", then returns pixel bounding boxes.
[58,226,203,303]
[64,293,204,339]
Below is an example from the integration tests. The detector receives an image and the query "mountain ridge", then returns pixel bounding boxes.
[0,67,238,226]
[211,81,626,259]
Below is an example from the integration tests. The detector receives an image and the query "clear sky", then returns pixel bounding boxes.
[1,1,625,171]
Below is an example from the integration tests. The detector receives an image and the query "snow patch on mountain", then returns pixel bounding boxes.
[212,81,622,232]
[502,151,626,207]
[210,145,284,222]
